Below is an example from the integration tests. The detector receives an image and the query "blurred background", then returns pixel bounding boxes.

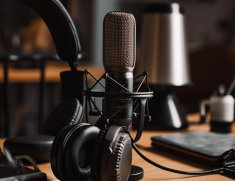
[1,0,235,136]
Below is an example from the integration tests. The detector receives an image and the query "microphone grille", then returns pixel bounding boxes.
[103,12,135,68]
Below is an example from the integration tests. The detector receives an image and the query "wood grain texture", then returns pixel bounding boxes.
[0,113,234,180]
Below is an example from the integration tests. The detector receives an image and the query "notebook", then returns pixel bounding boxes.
[151,131,235,165]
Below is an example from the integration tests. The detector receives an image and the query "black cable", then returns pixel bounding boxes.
[128,133,224,175]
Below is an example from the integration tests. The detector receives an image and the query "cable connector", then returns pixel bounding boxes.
[218,149,235,166]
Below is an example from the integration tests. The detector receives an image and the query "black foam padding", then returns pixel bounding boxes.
[19,0,81,63]
[3,135,54,163]
[42,98,83,136]
[91,127,109,181]
[62,125,100,181]
[50,123,90,181]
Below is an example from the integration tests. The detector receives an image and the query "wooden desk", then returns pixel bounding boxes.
[0,62,104,83]
[0,113,234,181]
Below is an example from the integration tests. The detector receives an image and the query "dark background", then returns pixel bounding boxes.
[1,0,235,137]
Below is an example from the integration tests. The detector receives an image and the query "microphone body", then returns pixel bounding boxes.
[103,12,136,132]
[105,73,134,131]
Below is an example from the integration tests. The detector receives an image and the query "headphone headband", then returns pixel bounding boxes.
[19,0,81,63]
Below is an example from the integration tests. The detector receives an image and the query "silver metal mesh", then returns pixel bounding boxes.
[103,12,135,68]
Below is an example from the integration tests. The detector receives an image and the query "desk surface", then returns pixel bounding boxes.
[0,113,234,181]
[0,62,104,83]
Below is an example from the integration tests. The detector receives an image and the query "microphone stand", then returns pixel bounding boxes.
[82,69,153,181]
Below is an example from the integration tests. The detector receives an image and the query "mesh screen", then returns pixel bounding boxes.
[103,12,135,68]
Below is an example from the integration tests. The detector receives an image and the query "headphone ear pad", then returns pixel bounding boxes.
[91,127,109,181]
[63,125,100,181]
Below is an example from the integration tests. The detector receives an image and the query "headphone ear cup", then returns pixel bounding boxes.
[50,125,72,180]
[62,125,100,181]
[51,123,90,181]
[92,126,132,181]
[91,127,109,181]
[42,98,83,136]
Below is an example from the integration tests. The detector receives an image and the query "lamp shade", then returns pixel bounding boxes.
[136,3,192,86]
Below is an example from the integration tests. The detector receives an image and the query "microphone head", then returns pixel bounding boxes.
[103,12,136,70]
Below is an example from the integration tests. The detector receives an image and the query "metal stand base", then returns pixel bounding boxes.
[139,85,188,130]
[128,165,144,181]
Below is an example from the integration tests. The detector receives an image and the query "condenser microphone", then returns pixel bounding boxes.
[103,12,136,132]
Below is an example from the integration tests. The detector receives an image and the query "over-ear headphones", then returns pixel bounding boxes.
[51,124,132,181]
[50,121,235,181]
[4,0,85,164]
[4,0,85,163]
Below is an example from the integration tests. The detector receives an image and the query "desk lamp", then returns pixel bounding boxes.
[136,3,192,129]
